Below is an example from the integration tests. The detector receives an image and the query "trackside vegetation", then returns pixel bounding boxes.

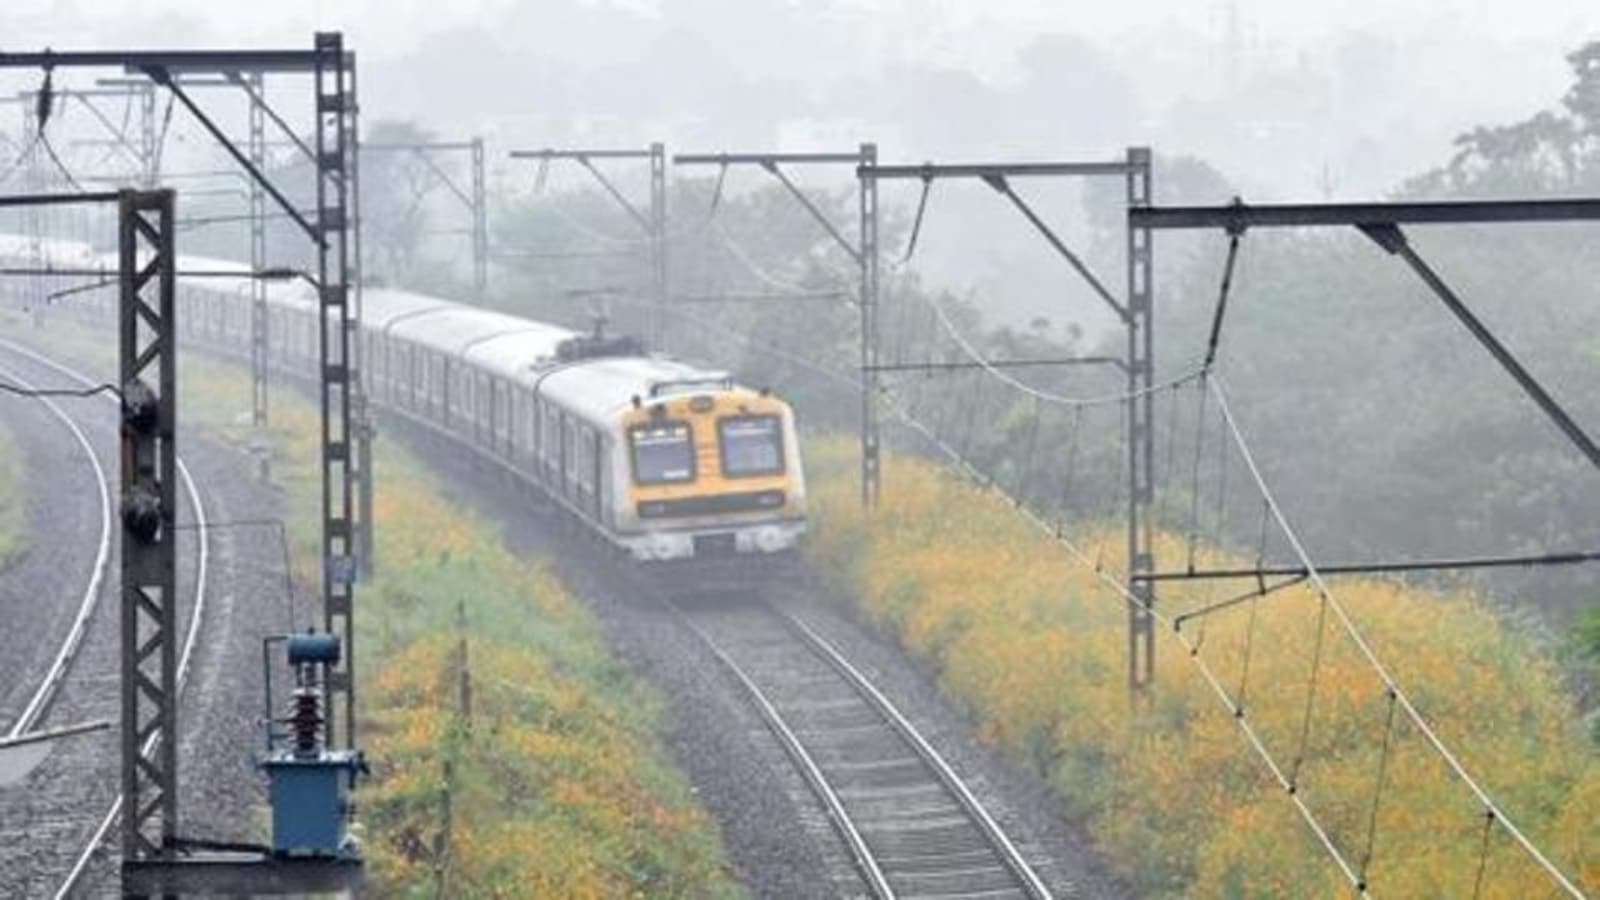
[803,436,1599,897]
[189,363,741,897]
[14,317,740,896]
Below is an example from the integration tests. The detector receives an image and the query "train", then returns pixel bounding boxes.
[0,236,808,568]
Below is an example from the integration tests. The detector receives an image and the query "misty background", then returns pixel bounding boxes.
[8,0,1599,334]
[7,0,1595,197]
[5,1,1600,681]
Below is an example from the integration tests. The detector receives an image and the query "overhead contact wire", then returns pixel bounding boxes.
[919,286,1207,408]
[1209,373,1587,899]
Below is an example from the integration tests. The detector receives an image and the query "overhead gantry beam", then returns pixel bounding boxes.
[1129,197,1600,231]
[1130,195,1600,473]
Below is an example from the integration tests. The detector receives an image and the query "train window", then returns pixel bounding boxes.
[719,415,785,477]
[630,422,695,485]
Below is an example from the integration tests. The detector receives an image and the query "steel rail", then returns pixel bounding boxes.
[776,608,1053,900]
[0,341,211,899]
[0,358,112,740]
[663,598,895,898]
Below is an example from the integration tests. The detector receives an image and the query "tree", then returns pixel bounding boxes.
[361,119,445,287]
[1563,41,1600,135]
[1404,40,1600,197]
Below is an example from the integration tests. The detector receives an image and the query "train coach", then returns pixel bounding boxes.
[0,236,808,568]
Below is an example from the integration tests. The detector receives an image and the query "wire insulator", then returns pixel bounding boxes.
[289,688,322,757]
[35,66,55,127]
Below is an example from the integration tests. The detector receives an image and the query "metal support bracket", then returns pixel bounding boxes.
[980,173,1127,322]
[147,69,322,243]
[761,160,864,265]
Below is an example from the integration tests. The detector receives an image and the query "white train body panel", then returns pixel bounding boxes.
[0,235,806,565]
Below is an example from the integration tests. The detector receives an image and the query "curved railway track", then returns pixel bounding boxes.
[669,597,1052,900]
[0,360,113,743]
[0,339,211,898]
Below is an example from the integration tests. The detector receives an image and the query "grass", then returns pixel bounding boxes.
[803,435,1600,898]
[15,312,742,897]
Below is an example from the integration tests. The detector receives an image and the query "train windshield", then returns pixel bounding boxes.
[719,415,785,477]
[631,422,695,485]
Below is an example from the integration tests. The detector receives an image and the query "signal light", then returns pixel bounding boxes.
[122,378,159,434]
[122,485,161,543]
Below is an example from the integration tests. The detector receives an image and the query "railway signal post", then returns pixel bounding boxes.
[117,187,180,887]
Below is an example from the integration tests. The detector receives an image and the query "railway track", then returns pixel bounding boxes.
[0,360,113,744]
[670,597,1052,900]
[0,339,211,898]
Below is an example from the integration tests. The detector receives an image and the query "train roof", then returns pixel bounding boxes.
[536,354,745,421]
[361,286,453,330]
[385,302,576,364]
[0,234,99,267]
[176,252,252,292]
[467,328,575,378]
[0,231,779,424]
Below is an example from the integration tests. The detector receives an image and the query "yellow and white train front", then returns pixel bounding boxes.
[613,386,806,563]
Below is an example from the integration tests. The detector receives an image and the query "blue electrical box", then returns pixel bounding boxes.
[264,748,364,858]
[259,632,365,860]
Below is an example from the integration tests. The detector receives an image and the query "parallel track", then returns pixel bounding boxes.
[669,598,1052,900]
[0,340,212,898]
[0,360,113,743]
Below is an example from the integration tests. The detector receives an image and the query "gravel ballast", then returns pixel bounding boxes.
[0,338,298,897]
[382,411,1131,898]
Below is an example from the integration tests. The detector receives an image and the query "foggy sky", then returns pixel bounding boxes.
[7,0,1598,198]
[6,0,1599,334]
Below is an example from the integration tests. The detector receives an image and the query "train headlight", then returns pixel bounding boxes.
[647,533,691,560]
[754,526,790,553]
